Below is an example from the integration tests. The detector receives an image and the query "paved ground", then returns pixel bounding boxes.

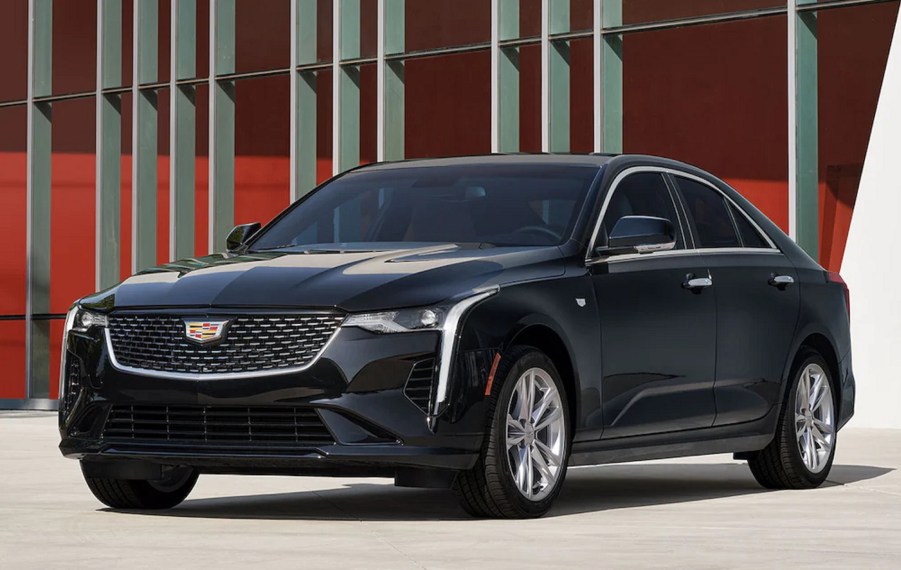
[1,412,900,569]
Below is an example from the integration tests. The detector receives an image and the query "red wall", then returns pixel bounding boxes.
[0,2,898,399]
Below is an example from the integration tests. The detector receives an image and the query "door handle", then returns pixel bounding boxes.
[768,274,795,288]
[682,276,713,290]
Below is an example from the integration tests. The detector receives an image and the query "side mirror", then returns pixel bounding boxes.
[226,222,261,252]
[596,215,676,256]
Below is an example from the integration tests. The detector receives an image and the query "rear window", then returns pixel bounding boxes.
[674,176,740,249]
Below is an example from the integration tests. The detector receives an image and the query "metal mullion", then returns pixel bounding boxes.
[377,0,404,161]
[170,0,197,261]
[26,0,52,400]
[209,0,236,252]
[132,1,160,272]
[789,0,819,256]
[542,0,570,152]
[603,7,788,35]
[492,0,519,153]
[97,0,123,288]
[333,0,361,175]
[599,0,622,153]
[292,0,318,200]
[798,0,896,12]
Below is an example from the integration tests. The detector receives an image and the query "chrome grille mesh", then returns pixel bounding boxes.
[107,313,344,375]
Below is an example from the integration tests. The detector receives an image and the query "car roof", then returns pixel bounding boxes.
[357,153,619,171]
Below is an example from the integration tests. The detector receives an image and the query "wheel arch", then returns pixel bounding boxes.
[506,323,580,432]
[786,332,842,412]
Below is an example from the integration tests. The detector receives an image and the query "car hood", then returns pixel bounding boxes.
[80,244,566,313]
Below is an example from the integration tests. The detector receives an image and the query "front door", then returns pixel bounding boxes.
[589,171,717,439]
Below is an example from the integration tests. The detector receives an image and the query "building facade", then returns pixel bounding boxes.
[1,0,898,425]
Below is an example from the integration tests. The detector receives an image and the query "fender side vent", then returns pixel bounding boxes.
[404,359,436,414]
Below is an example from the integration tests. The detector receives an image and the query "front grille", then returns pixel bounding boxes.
[404,359,436,414]
[102,405,335,446]
[107,313,344,375]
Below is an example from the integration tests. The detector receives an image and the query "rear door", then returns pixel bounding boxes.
[670,174,800,426]
[589,170,717,438]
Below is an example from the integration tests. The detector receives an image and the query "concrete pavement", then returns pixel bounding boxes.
[1,412,899,568]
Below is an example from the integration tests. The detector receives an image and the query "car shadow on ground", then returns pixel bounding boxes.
[111,462,893,522]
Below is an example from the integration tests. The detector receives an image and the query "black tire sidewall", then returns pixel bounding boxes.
[490,348,571,517]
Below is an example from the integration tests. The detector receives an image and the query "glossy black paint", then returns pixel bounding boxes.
[60,154,855,485]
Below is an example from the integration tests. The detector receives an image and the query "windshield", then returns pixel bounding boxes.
[250,164,599,251]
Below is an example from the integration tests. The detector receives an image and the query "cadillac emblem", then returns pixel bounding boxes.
[183,319,230,344]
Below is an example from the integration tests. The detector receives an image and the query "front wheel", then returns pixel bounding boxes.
[455,346,570,518]
[748,348,837,489]
[82,463,198,509]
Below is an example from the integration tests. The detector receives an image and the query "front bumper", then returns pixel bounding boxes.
[59,323,496,476]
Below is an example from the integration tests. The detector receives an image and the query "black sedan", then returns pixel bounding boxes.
[59,154,854,518]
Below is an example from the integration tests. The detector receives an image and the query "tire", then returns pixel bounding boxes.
[455,345,571,519]
[748,348,838,489]
[81,464,199,509]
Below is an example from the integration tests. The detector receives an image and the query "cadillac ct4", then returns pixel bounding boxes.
[59,154,854,518]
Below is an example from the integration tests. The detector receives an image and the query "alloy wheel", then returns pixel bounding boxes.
[794,363,835,474]
[505,367,566,501]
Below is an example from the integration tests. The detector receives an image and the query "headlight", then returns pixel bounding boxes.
[71,307,108,332]
[344,307,445,334]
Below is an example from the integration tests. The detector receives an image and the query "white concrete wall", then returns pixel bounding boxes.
[840,12,901,429]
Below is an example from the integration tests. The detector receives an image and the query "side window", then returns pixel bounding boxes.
[675,177,740,249]
[729,203,770,248]
[597,172,683,250]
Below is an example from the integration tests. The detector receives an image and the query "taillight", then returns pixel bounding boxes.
[827,271,850,318]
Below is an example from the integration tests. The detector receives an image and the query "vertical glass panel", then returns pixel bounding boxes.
[119,89,171,269]
[818,1,900,271]
[0,321,26,399]
[622,16,789,230]
[360,63,378,164]
[114,0,169,86]
[51,97,97,313]
[120,92,133,278]
[317,68,334,182]
[195,82,211,255]
[236,0,290,73]
[0,1,28,102]
[0,105,27,315]
[234,75,291,226]
[53,0,98,95]
[156,88,171,264]
[570,37,593,152]
[620,1,785,26]
[520,44,542,152]
[405,51,491,158]
[406,0,490,52]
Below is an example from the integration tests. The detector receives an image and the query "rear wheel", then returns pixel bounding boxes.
[748,348,837,489]
[455,346,570,518]
[82,464,198,509]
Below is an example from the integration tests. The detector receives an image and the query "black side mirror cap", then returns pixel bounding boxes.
[226,222,262,252]
[595,215,676,257]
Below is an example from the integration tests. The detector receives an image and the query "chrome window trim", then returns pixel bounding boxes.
[585,166,689,264]
[667,170,779,250]
[104,318,345,381]
[588,246,781,266]
[585,166,779,264]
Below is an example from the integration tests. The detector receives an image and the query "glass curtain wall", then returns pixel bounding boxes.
[1,0,898,405]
